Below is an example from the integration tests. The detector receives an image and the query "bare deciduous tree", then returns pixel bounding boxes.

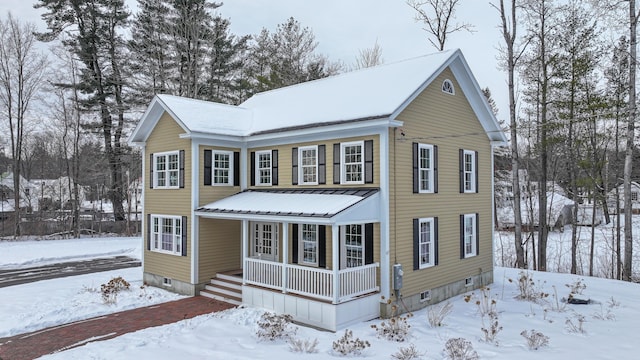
[354,40,384,69]
[0,14,47,236]
[407,0,474,51]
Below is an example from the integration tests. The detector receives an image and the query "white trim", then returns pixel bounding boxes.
[463,149,476,193]
[441,79,455,95]
[299,224,319,266]
[152,150,180,189]
[340,141,365,185]
[255,150,273,186]
[298,145,319,185]
[211,150,234,186]
[417,143,435,193]
[379,128,390,302]
[141,148,146,268]
[340,224,365,269]
[191,141,199,284]
[463,213,477,258]
[149,214,183,256]
[240,144,248,190]
[417,217,436,269]
[251,221,279,262]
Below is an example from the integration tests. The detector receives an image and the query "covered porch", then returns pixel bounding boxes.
[196,188,382,329]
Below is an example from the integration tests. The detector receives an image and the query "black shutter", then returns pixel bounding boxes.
[181,216,187,256]
[474,151,479,193]
[233,152,240,186]
[434,217,439,265]
[459,149,464,193]
[318,225,326,268]
[250,152,256,186]
[365,223,374,265]
[413,218,419,270]
[364,140,374,184]
[179,150,185,188]
[149,153,154,189]
[433,145,439,193]
[272,150,279,185]
[292,148,298,185]
[412,143,419,193]
[475,213,480,256]
[318,145,326,184]
[147,213,151,250]
[204,150,212,186]
[292,224,298,264]
[460,214,465,259]
[333,143,341,184]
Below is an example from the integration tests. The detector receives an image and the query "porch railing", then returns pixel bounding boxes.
[244,258,379,303]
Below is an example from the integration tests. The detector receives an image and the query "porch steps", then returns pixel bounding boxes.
[200,272,243,306]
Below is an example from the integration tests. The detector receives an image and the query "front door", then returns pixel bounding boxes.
[251,222,278,262]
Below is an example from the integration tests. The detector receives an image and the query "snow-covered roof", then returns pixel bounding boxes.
[129,49,506,144]
[196,188,380,224]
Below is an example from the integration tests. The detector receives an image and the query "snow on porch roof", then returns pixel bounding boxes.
[196,188,380,223]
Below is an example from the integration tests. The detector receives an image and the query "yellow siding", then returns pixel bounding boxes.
[248,135,380,189]
[198,219,242,283]
[144,112,192,283]
[198,145,242,206]
[389,67,494,297]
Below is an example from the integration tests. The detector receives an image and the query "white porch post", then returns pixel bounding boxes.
[242,219,248,285]
[281,222,288,294]
[332,224,339,304]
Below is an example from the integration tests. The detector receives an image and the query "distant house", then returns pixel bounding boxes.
[496,170,575,230]
[129,49,507,331]
[0,172,35,214]
[607,181,640,214]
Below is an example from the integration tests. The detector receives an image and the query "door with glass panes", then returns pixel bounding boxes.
[251,222,278,261]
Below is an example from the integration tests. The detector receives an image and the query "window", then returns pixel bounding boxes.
[256,151,272,186]
[153,151,180,188]
[343,224,364,268]
[418,144,435,193]
[150,215,183,256]
[341,141,364,184]
[213,150,233,185]
[462,214,478,258]
[300,224,318,265]
[461,149,477,193]
[418,218,436,268]
[299,146,318,185]
[442,79,455,95]
[632,192,638,201]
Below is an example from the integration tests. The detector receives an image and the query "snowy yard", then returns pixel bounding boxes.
[1,236,639,359]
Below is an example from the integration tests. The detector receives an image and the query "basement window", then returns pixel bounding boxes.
[465,277,474,287]
[420,290,432,302]
[163,277,172,287]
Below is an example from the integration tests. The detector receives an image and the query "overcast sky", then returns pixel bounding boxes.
[1,0,508,120]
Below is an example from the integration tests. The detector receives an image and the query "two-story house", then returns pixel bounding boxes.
[129,49,507,331]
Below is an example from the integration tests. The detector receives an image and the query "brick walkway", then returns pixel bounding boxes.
[0,296,234,360]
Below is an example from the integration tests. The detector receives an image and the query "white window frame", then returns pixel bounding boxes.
[341,224,364,268]
[255,150,272,186]
[463,150,476,193]
[442,79,455,95]
[153,151,180,189]
[341,141,364,184]
[418,217,435,268]
[299,224,318,266]
[212,150,233,186]
[150,215,182,256]
[418,144,435,193]
[463,214,477,258]
[299,145,318,185]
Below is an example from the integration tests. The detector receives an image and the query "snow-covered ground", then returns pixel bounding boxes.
[1,235,640,359]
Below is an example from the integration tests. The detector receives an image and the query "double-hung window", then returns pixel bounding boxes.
[300,224,318,265]
[153,151,180,188]
[213,150,233,185]
[341,141,364,184]
[299,146,318,185]
[256,150,272,186]
[343,224,364,268]
[151,215,183,255]
[461,149,477,193]
[418,218,435,268]
[418,144,435,193]
[462,213,478,258]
